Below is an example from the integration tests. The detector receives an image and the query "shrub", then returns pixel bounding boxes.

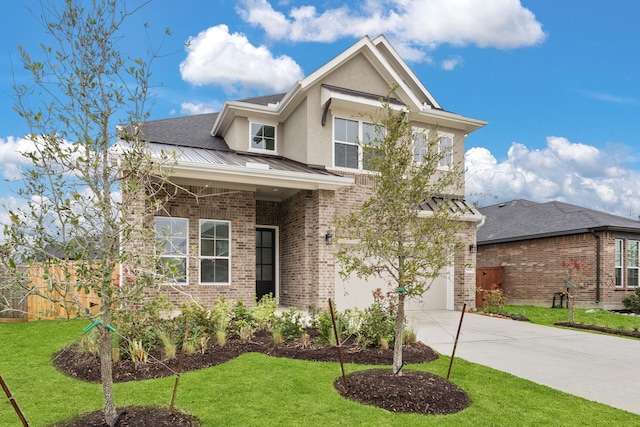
[481,284,507,313]
[359,288,397,346]
[254,294,278,331]
[273,307,305,341]
[623,287,640,313]
[317,310,347,346]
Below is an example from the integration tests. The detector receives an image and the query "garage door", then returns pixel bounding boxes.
[334,265,452,311]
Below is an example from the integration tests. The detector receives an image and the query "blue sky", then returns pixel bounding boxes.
[1,0,639,222]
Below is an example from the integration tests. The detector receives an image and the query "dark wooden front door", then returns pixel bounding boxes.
[256,228,276,300]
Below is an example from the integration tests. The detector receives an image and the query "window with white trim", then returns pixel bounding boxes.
[438,135,453,168]
[155,217,188,284]
[628,240,639,287]
[413,131,429,163]
[334,117,384,170]
[250,123,276,152]
[615,238,624,287]
[200,220,230,284]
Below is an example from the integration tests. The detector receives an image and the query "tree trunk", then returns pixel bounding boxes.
[392,293,405,376]
[99,318,117,424]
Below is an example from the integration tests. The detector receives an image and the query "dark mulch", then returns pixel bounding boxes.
[555,322,640,338]
[49,406,198,427]
[53,333,438,383]
[50,333,463,426]
[335,369,470,415]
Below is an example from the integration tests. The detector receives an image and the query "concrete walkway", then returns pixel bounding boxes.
[406,310,640,415]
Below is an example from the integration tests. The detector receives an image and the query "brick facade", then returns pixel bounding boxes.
[129,172,478,312]
[477,231,640,309]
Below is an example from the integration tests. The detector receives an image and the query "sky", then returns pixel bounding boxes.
[1,0,639,222]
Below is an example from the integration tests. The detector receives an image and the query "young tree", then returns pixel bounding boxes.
[3,1,173,424]
[335,95,466,376]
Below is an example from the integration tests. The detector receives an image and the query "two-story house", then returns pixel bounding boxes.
[118,35,486,312]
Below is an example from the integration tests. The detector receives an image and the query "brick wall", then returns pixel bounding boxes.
[477,231,638,309]
[141,185,257,309]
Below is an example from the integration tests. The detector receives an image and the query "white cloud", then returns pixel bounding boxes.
[465,138,640,219]
[0,136,37,181]
[441,56,463,71]
[236,0,545,58]
[180,102,220,115]
[179,24,304,93]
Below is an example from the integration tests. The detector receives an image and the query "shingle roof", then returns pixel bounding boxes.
[477,199,640,245]
[138,113,229,150]
[235,93,286,106]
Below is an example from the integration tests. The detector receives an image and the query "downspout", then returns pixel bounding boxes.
[589,229,601,303]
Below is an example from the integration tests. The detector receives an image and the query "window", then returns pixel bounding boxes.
[615,239,624,287]
[413,132,428,163]
[438,135,453,168]
[628,240,639,287]
[155,217,188,283]
[250,123,276,151]
[200,220,230,284]
[334,117,385,170]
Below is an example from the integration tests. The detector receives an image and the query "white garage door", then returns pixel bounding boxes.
[334,265,453,311]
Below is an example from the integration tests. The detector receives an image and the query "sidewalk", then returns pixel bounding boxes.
[406,310,640,415]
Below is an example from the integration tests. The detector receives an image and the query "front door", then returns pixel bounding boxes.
[256,228,276,300]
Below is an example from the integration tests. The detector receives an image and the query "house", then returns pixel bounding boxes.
[118,35,486,312]
[476,199,640,309]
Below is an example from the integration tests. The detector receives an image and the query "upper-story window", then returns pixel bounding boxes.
[412,131,454,168]
[334,117,384,171]
[250,123,276,152]
[413,132,429,163]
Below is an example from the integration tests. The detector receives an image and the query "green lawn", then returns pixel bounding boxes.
[2,319,640,426]
[501,305,640,332]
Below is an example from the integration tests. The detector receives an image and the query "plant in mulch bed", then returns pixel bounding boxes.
[48,406,200,427]
[334,369,471,415]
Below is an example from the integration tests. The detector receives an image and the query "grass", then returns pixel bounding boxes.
[501,305,640,332]
[2,319,640,426]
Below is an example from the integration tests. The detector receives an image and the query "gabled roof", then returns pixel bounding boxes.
[211,34,487,136]
[477,199,640,245]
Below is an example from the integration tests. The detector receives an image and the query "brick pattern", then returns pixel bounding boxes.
[127,172,478,311]
[477,231,639,309]
[138,186,257,309]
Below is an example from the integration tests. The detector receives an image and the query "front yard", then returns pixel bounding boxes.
[2,319,639,426]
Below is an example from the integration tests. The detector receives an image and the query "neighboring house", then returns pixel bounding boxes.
[477,199,640,309]
[118,35,486,312]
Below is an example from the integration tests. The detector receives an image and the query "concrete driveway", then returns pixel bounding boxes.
[406,310,640,415]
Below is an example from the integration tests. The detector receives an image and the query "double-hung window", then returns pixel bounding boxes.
[334,117,384,170]
[615,239,624,287]
[438,135,453,168]
[628,240,639,287]
[200,220,230,284]
[250,123,276,152]
[413,132,429,163]
[155,217,188,284]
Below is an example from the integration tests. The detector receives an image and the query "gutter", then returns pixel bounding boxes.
[589,229,601,304]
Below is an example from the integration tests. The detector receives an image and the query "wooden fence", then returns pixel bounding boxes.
[0,264,105,321]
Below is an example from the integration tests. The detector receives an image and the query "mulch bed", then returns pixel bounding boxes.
[554,322,640,338]
[50,333,470,426]
[335,369,470,415]
[49,407,198,427]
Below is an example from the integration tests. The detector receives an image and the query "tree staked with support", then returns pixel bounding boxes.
[334,92,466,376]
[2,1,178,424]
